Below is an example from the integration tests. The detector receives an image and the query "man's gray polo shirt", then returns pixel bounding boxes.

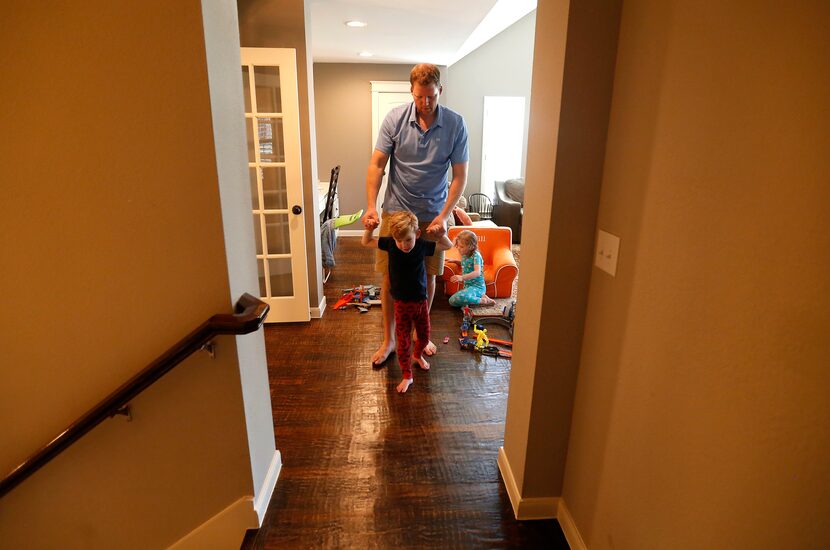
[375,102,469,222]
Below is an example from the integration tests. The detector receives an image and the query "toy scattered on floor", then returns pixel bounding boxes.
[460,303,515,340]
[333,209,363,229]
[442,336,450,344]
[473,325,489,350]
[458,328,512,358]
[457,303,515,359]
[335,285,381,311]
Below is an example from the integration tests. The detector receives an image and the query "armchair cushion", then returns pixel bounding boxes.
[442,226,517,298]
[493,179,524,243]
[504,178,525,204]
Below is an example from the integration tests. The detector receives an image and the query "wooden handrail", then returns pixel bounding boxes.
[0,293,269,498]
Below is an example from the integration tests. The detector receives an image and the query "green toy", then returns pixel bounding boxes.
[334,209,363,229]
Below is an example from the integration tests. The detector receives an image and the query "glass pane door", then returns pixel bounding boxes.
[242,48,309,322]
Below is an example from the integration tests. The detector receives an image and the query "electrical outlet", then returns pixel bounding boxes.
[595,230,620,277]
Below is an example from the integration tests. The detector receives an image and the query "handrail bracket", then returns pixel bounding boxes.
[112,405,132,422]
[200,341,216,359]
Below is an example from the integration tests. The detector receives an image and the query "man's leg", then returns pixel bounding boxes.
[422,275,438,356]
[372,272,396,365]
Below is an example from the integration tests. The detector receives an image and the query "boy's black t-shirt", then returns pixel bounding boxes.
[378,237,436,301]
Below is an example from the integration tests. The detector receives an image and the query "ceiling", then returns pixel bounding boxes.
[309,0,537,66]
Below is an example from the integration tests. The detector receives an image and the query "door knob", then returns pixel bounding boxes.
[292,205,302,215]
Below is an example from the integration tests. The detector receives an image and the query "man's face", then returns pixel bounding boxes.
[412,83,441,117]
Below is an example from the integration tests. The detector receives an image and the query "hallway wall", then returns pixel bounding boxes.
[313,62,414,219]
[444,10,536,195]
[0,1,257,547]
[562,0,830,547]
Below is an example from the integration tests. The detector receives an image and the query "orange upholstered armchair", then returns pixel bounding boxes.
[442,226,517,298]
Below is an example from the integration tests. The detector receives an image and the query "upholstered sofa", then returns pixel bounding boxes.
[442,226,517,298]
[493,178,524,243]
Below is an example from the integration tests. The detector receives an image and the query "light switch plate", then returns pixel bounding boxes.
[595,229,620,277]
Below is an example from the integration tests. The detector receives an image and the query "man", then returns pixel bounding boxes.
[363,63,469,366]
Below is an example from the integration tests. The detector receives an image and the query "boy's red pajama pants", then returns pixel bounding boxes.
[393,299,430,379]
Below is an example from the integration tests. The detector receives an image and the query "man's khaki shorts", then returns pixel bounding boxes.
[374,213,445,276]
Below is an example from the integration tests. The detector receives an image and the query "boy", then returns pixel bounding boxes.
[362,211,453,393]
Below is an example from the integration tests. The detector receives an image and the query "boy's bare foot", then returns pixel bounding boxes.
[479,295,496,306]
[397,378,414,393]
[423,340,437,356]
[413,355,430,371]
[371,341,396,366]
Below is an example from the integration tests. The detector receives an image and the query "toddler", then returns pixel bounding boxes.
[447,230,496,307]
[362,211,453,393]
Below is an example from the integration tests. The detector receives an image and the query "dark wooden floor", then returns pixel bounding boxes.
[245,237,568,549]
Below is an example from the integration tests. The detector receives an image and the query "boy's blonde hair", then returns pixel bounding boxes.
[455,230,478,254]
[388,211,419,240]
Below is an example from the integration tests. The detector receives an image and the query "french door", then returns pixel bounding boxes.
[241,48,309,322]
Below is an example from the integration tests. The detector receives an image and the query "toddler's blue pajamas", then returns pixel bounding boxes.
[449,250,488,307]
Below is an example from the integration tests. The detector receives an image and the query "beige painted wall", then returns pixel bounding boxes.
[502,0,621,502]
[562,0,830,548]
[443,11,536,195]
[0,1,255,547]
[313,63,414,219]
[238,0,324,309]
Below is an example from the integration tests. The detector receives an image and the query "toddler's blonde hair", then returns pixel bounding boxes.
[388,211,419,240]
[455,230,478,255]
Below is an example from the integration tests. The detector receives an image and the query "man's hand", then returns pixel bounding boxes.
[363,208,380,231]
[426,215,446,238]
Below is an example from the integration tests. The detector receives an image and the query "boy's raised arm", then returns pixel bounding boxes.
[361,224,379,248]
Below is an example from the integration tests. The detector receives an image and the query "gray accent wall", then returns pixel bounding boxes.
[313,63,414,219]
[444,11,536,197]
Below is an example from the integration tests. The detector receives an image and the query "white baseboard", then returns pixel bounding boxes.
[557,499,587,550]
[253,450,282,524]
[168,496,258,549]
[497,447,558,520]
[497,446,523,518]
[310,295,327,319]
[336,229,363,237]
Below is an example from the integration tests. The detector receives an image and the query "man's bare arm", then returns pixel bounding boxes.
[427,161,468,237]
[440,162,469,221]
[363,149,389,229]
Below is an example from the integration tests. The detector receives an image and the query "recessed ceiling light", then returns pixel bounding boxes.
[345,20,367,28]
[358,51,373,57]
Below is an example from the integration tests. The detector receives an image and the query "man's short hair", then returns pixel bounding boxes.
[388,211,419,239]
[410,63,441,88]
